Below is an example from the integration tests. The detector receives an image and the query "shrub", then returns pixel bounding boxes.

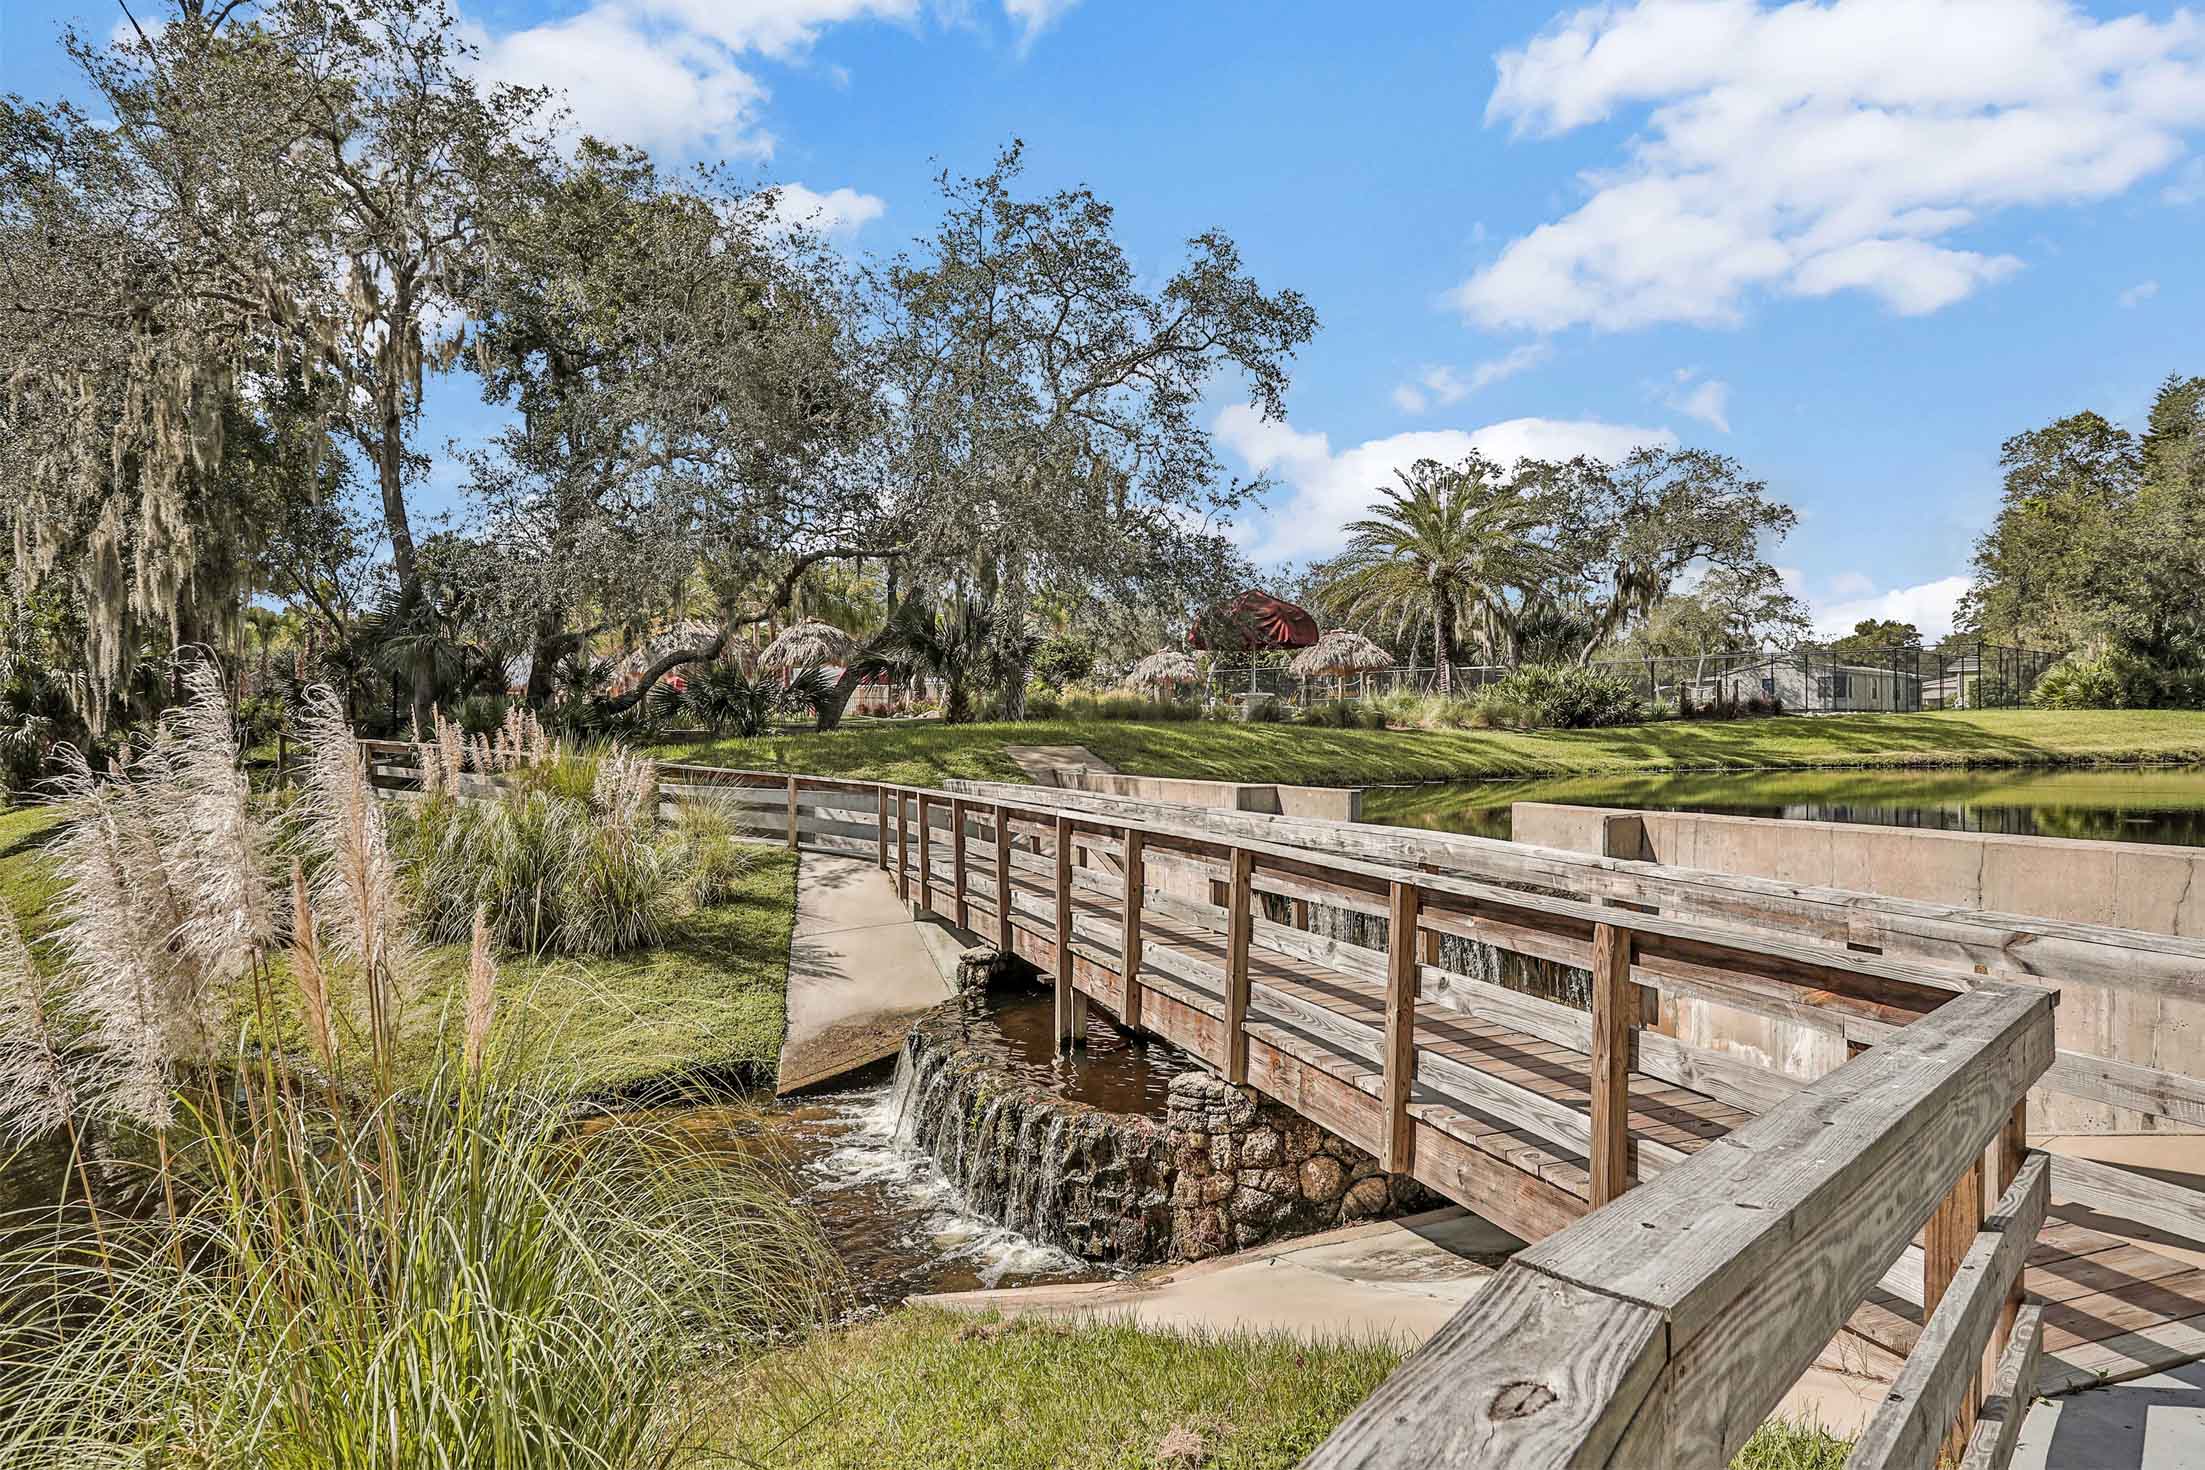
[669,795,761,908]
[2028,650,2204,710]
[1296,698,1385,729]
[1471,664,1643,729]
[1058,692,1202,722]
[454,692,510,737]
[397,737,690,958]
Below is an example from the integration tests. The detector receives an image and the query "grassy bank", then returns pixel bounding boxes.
[651,708,2205,788]
[391,846,799,1094]
[719,1308,1852,1469]
[2,801,799,1093]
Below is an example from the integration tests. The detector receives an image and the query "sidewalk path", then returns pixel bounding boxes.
[775,853,956,1094]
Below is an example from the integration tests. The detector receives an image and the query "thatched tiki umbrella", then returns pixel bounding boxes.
[1290,628,1393,701]
[761,619,857,671]
[1128,649,1202,701]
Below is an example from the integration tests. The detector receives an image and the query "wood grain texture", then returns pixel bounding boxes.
[1851,1153,2049,1470]
[1382,881,1420,1174]
[1299,1265,1669,1470]
[950,797,969,929]
[1054,814,1074,1048]
[1226,846,1253,1084]
[1589,922,1634,1207]
[1957,1303,2044,1470]
[994,805,1014,953]
[1121,829,1145,1032]
[894,792,909,902]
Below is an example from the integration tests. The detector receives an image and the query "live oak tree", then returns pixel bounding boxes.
[880,143,1316,717]
[1523,447,1799,665]
[1964,375,2204,670]
[2,0,553,733]
[460,142,891,711]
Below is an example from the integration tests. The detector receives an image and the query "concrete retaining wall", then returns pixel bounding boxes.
[1514,801,2205,1133]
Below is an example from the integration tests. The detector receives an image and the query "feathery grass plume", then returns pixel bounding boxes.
[415,724,445,800]
[296,686,414,1069]
[46,749,192,1131]
[590,745,657,833]
[464,907,495,1074]
[467,732,494,777]
[158,660,276,988]
[434,706,466,793]
[526,711,553,766]
[290,862,335,1072]
[0,905,75,1146]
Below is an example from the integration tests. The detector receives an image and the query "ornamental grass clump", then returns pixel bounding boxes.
[399,721,688,958]
[0,672,837,1469]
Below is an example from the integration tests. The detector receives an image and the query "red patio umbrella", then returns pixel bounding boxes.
[1187,590,1320,652]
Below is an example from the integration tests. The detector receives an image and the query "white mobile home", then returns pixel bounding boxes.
[1690,657,1918,713]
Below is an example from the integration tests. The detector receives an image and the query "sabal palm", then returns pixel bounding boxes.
[1322,457,1542,687]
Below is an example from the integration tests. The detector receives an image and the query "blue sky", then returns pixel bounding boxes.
[7,0,2202,637]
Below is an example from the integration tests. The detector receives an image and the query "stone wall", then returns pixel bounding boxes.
[1165,1072,1437,1259]
[894,1006,1176,1265]
[890,972,1437,1268]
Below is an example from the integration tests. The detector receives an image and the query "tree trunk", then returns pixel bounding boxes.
[1432,590,1459,695]
[989,553,1030,720]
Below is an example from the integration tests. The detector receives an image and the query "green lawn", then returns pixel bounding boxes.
[652,708,2205,788]
[390,847,799,1096]
[717,1308,1852,1469]
[2,800,799,1095]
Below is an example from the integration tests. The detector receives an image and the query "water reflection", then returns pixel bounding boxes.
[1364,764,2205,847]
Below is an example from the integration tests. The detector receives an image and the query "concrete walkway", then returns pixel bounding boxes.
[911,1199,2200,1466]
[1001,743,1114,787]
[914,1207,1519,1345]
[775,853,956,1094]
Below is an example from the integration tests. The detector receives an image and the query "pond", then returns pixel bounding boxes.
[1360,763,2205,847]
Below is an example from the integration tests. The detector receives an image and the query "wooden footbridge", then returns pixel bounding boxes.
[366,743,2205,1467]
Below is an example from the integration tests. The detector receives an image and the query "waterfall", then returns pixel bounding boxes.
[858,1018,1175,1267]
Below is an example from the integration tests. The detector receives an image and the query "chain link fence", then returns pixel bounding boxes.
[1201,642,2060,715]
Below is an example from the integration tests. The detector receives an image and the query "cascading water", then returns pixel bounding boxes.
[845,1009,1176,1266]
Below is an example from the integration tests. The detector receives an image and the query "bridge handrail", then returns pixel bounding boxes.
[1299,980,2054,1470]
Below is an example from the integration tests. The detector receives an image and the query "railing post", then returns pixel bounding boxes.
[950,797,969,929]
[1054,814,1075,1051]
[1120,828,1145,1033]
[1927,1151,1988,1459]
[1993,1096,2029,1369]
[894,790,909,904]
[1589,921,1636,1207]
[994,805,1015,956]
[1382,880,1421,1174]
[875,785,889,871]
[1225,846,1253,1084]
[915,793,933,915]
[785,775,799,852]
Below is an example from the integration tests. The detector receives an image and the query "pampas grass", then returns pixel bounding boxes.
[0,672,840,1468]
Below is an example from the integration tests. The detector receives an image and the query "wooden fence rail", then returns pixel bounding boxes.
[1301,982,2055,1470]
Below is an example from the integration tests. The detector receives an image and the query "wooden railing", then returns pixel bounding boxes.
[1301,981,2053,1470]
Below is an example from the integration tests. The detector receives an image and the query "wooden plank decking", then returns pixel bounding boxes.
[897,815,2205,1400]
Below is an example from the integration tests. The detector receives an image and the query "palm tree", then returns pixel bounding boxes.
[881,595,996,724]
[1317,456,1543,690]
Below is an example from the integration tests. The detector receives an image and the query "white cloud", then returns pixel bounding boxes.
[2119,278,2161,307]
[1662,367,1731,433]
[1216,404,1674,564]
[1394,344,1552,415]
[771,182,888,238]
[1813,574,1974,640]
[1004,0,1081,48]
[1456,0,2205,331]
[476,0,1058,158]
[478,8,777,159]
